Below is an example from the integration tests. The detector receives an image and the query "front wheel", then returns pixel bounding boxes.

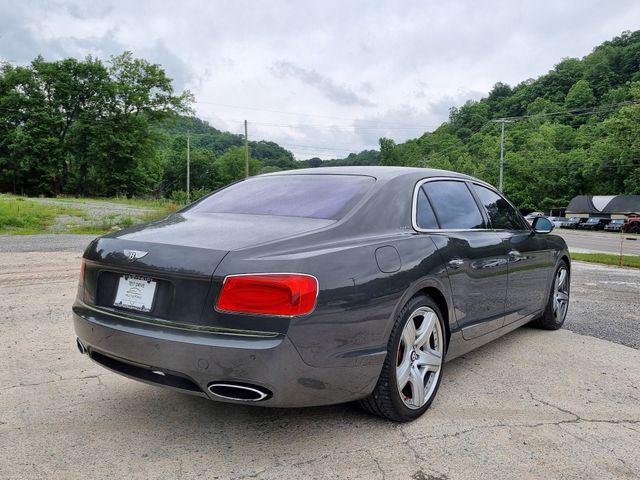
[359,294,445,422]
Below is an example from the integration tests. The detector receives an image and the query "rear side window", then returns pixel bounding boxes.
[422,181,485,229]
[189,174,375,220]
[416,187,439,229]
[472,184,529,231]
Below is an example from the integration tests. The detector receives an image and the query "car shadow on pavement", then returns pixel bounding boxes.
[80,327,541,437]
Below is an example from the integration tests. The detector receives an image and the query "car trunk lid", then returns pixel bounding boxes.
[81,212,333,329]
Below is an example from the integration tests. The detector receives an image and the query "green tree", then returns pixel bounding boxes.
[161,136,217,195]
[0,52,192,197]
[564,79,596,109]
[214,146,262,185]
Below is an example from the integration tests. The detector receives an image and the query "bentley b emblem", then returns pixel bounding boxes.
[123,249,148,262]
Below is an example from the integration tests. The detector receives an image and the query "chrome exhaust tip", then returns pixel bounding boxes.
[207,382,271,402]
[76,338,87,355]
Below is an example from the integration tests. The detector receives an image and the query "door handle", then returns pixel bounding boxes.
[447,258,464,269]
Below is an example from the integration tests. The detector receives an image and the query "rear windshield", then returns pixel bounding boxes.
[189,174,375,220]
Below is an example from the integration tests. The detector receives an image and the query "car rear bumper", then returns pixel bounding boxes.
[72,302,381,408]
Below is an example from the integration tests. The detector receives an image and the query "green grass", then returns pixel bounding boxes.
[572,252,640,268]
[0,196,180,235]
[0,198,85,234]
[66,204,179,234]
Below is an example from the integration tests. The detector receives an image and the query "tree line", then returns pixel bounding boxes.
[0,52,194,197]
[2,30,640,209]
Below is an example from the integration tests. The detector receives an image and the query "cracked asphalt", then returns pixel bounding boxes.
[1,250,639,479]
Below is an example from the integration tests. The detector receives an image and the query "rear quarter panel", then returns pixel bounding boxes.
[212,233,453,368]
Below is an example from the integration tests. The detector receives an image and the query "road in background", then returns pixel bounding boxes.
[555,228,640,255]
[0,234,96,252]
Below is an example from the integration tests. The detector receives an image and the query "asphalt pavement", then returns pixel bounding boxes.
[555,228,640,255]
[1,251,638,479]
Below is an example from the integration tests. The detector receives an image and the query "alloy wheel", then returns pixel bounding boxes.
[396,306,444,409]
[553,266,569,322]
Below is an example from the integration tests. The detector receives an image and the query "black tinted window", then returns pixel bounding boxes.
[423,181,484,229]
[190,175,374,220]
[416,187,439,229]
[472,184,528,230]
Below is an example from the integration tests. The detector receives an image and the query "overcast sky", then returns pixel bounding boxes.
[2,1,640,159]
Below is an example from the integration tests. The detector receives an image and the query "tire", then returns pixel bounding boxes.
[359,294,445,422]
[532,260,570,330]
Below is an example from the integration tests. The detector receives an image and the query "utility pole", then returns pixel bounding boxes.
[492,118,513,192]
[499,119,505,193]
[186,134,190,203]
[244,120,249,178]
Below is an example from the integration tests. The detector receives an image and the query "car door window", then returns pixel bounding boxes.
[423,181,485,229]
[415,187,439,229]
[472,184,529,231]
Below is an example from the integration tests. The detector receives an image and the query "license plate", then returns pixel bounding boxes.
[113,275,157,312]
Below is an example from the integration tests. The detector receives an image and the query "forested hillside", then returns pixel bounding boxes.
[156,115,299,197]
[2,31,640,208]
[379,30,640,210]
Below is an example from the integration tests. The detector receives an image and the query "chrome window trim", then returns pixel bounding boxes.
[411,176,531,233]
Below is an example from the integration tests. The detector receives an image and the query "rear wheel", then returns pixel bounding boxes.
[532,261,570,330]
[359,294,445,422]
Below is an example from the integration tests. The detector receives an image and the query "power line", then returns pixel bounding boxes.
[194,99,440,128]
[498,101,638,121]
[276,142,373,152]
[239,121,436,131]
[506,162,639,170]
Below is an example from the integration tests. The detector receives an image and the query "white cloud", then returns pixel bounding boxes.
[1,0,640,158]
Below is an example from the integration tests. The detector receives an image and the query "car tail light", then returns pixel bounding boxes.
[216,274,318,316]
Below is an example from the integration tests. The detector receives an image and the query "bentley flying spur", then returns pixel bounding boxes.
[73,167,570,421]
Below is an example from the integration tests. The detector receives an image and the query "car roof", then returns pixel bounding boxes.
[263,166,477,182]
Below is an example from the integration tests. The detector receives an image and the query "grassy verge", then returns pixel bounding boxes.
[0,196,180,235]
[0,198,86,235]
[571,252,640,268]
[66,203,179,234]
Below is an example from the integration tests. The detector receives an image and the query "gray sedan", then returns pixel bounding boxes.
[73,167,570,421]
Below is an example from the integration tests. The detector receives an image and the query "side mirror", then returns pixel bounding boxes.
[532,216,554,234]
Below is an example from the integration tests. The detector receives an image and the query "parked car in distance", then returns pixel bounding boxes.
[561,217,588,229]
[622,216,640,234]
[73,167,571,422]
[524,212,544,225]
[548,216,567,228]
[578,217,611,231]
[604,219,625,232]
